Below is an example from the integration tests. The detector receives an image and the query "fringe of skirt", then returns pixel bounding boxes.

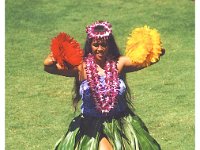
[55,111,161,150]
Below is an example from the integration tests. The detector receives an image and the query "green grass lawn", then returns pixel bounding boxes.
[6,0,194,149]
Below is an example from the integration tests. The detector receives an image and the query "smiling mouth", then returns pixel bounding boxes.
[98,54,103,58]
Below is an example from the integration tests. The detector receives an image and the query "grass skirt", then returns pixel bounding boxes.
[55,111,161,150]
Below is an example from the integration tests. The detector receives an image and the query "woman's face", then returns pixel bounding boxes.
[91,39,108,61]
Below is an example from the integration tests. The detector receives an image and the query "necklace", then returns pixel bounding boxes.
[84,53,119,113]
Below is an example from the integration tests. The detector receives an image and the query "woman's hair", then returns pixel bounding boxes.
[71,22,133,111]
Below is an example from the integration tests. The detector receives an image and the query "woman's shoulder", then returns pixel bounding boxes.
[77,61,87,81]
[77,61,86,70]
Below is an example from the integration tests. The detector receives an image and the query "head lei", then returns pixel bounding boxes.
[86,21,112,40]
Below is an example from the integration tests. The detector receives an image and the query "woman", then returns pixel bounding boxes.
[44,21,162,150]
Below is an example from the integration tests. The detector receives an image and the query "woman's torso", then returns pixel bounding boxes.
[79,75,128,117]
[78,57,129,117]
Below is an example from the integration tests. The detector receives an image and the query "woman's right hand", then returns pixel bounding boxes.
[44,52,56,66]
[44,52,67,70]
[44,52,79,77]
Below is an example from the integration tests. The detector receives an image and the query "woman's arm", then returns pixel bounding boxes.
[43,53,79,77]
[119,48,165,73]
[118,56,146,73]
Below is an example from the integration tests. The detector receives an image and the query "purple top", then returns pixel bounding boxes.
[79,76,128,117]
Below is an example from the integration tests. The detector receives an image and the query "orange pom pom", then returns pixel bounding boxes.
[125,25,163,66]
[50,32,83,67]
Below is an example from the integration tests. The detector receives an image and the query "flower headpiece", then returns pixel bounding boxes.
[86,21,112,40]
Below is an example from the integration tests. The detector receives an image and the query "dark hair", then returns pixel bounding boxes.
[72,26,133,111]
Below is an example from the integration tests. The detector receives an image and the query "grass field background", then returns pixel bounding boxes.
[6,0,195,149]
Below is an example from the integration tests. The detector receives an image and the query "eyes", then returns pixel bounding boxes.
[92,42,107,48]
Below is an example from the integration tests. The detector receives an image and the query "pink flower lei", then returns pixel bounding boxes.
[84,53,120,114]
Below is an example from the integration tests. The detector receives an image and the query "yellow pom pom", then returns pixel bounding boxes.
[125,25,163,66]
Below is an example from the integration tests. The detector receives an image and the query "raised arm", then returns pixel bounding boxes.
[43,53,79,77]
[118,56,146,73]
[119,48,165,73]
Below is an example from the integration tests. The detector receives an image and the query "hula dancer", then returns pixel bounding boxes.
[44,20,164,150]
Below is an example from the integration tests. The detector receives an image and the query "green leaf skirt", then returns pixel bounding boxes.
[54,111,161,150]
